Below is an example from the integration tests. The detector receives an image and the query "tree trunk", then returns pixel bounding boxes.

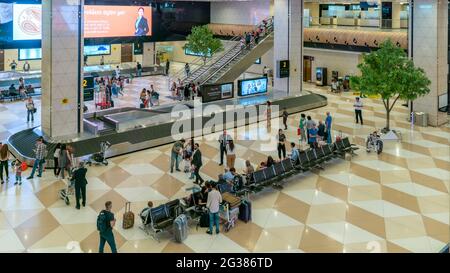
[385,98,390,131]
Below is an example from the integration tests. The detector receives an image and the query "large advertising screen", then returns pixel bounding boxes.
[10,4,152,41]
[238,77,268,97]
[202,82,234,103]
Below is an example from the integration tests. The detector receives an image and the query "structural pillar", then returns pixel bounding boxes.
[142,42,155,67]
[410,0,448,126]
[273,0,303,95]
[41,0,84,138]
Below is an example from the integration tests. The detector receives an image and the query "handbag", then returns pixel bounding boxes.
[33,108,37,113]
[297,128,301,136]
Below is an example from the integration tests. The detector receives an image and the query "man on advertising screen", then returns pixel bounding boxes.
[135,7,149,36]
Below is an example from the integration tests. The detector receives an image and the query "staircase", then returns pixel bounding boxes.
[170,18,274,86]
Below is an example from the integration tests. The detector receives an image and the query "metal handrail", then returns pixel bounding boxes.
[170,17,273,86]
[200,20,274,85]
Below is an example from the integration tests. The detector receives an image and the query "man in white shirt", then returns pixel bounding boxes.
[218,130,232,166]
[353,97,363,125]
[115,66,121,78]
[206,183,222,235]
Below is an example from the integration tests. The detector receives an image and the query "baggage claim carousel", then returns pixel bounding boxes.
[7,91,327,167]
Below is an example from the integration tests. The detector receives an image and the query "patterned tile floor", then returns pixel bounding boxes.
[0,78,448,253]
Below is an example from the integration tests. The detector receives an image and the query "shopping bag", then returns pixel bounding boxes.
[297,128,301,136]
[21,162,28,171]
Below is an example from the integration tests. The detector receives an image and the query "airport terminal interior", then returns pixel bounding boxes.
[0,0,448,253]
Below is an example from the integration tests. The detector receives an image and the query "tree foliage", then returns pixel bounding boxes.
[351,39,431,130]
[183,25,223,64]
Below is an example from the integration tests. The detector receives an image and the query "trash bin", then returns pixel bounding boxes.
[413,112,428,127]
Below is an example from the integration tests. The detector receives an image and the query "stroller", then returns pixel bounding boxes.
[366,131,383,154]
[58,171,76,205]
[86,141,111,166]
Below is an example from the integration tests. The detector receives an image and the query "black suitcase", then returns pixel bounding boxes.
[140,103,145,109]
[239,200,252,223]
[110,100,114,107]
[199,212,209,228]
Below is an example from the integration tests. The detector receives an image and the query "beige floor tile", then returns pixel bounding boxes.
[347,185,382,201]
[422,216,450,244]
[385,215,427,240]
[162,241,195,253]
[61,223,97,243]
[306,203,347,224]
[80,229,126,253]
[150,153,171,172]
[89,190,128,214]
[417,196,450,214]
[316,177,348,202]
[118,239,169,253]
[381,185,421,213]
[29,226,73,251]
[151,175,185,199]
[344,240,388,253]
[223,222,263,252]
[273,192,310,224]
[14,210,60,248]
[346,204,386,238]
[298,227,343,253]
[98,166,132,188]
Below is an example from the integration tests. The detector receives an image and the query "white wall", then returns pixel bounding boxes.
[4,49,42,71]
[304,48,362,85]
[210,0,271,25]
[246,47,274,75]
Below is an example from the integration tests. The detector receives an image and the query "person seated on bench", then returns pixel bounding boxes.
[140,201,154,224]
[289,142,300,165]
[266,156,275,168]
[223,167,237,182]
[256,161,267,171]
[8,84,18,96]
[18,86,26,100]
[242,160,255,181]
[26,85,35,94]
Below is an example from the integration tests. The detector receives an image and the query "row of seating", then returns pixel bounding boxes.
[242,137,359,193]
[141,199,183,242]
[0,88,41,102]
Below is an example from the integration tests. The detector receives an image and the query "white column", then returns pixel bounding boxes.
[41,0,84,138]
[142,42,155,67]
[273,0,303,95]
[411,0,448,126]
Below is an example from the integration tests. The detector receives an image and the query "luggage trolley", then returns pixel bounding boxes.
[219,203,240,232]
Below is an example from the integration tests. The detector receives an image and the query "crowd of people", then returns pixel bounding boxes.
[170,78,201,101]
[139,84,160,108]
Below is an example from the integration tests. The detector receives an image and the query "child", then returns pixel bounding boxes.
[13,160,22,186]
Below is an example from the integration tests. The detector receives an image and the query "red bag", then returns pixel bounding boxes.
[297,128,301,136]
[21,162,28,171]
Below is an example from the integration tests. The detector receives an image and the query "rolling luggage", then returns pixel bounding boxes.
[199,212,209,228]
[239,200,252,223]
[173,214,188,243]
[122,202,135,229]
[140,103,145,109]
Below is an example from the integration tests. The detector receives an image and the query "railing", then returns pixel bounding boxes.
[305,17,408,30]
[169,17,274,87]
[200,19,274,85]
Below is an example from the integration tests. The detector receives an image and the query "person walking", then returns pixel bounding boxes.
[27,137,47,179]
[58,144,70,179]
[277,129,287,159]
[218,130,232,166]
[299,113,307,144]
[206,183,222,235]
[136,62,142,77]
[308,124,318,149]
[226,140,236,169]
[0,144,10,184]
[282,107,289,130]
[325,112,332,144]
[165,59,170,75]
[72,161,88,210]
[184,63,190,78]
[26,97,35,123]
[191,143,204,185]
[354,97,363,125]
[13,160,23,186]
[98,201,117,253]
[170,139,185,173]
[53,143,61,177]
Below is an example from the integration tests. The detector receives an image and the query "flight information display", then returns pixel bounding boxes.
[202,82,234,103]
[84,44,111,56]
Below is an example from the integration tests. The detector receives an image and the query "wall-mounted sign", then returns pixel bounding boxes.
[277,60,289,78]
[83,76,94,101]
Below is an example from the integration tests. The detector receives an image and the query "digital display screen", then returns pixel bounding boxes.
[83,76,94,101]
[84,44,111,56]
[185,48,212,58]
[255,58,261,64]
[18,48,41,60]
[202,82,234,103]
[238,77,268,97]
[11,4,152,40]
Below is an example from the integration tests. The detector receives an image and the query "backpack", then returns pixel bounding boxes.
[97,210,109,233]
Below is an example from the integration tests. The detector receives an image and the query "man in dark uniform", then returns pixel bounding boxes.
[72,161,88,210]
[192,143,204,185]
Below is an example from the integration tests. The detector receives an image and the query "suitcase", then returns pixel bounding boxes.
[199,212,209,228]
[110,100,114,108]
[140,103,145,109]
[222,192,241,208]
[122,202,135,229]
[173,214,188,243]
[239,200,252,223]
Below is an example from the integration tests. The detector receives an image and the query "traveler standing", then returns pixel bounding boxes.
[72,161,88,210]
[226,140,236,169]
[58,144,70,179]
[218,130,232,166]
[10,60,17,71]
[23,61,31,72]
[165,60,170,75]
[299,114,307,144]
[277,129,287,159]
[115,66,121,78]
[0,144,10,184]
[136,62,142,77]
[184,63,190,78]
[170,139,185,173]
[98,201,117,253]
[306,115,316,141]
[53,143,61,177]
[184,84,190,101]
[192,143,204,185]
[354,97,363,125]
[27,137,47,179]
[282,107,289,130]
[206,183,222,235]
[325,112,332,144]
[26,97,35,122]
[317,121,325,142]
[308,124,318,148]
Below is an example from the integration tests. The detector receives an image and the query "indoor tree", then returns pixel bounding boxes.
[351,39,431,132]
[183,25,223,64]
